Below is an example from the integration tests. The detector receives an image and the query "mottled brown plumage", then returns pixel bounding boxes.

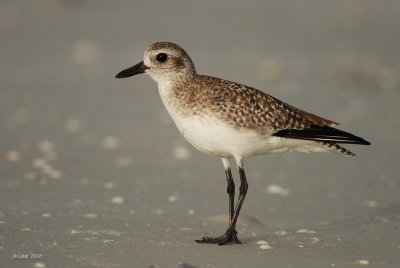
[169,75,337,134]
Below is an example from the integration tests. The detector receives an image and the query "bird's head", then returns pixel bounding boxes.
[116,42,196,85]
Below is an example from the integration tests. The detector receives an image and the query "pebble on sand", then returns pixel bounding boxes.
[49,170,63,179]
[310,236,320,243]
[38,141,57,160]
[38,141,53,153]
[266,184,291,196]
[34,262,46,268]
[172,145,191,160]
[366,201,378,208]
[84,213,98,219]
[102,136,120,149]
[111,196,125,204]
[358,260,370,265]
[32,158,48,168]
[5,150,20,162]
[152,209,164,215]
[188,209,195,215]
[296,229,316,234]
[168,195,178,202]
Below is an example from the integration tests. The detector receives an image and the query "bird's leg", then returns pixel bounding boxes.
[196,158,246,245]
[224,166,248,242]
[225,168,235,224]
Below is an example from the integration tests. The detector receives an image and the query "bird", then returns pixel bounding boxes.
[115,42,370,245]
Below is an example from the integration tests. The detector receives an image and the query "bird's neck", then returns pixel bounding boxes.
[156,73,196,96]
[156,73,198,115]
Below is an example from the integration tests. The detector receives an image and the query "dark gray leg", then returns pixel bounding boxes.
[196,162,247,245]
[228,166,248,235]
[225,168,235,223]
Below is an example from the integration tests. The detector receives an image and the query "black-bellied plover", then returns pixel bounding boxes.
[115,42,370,245]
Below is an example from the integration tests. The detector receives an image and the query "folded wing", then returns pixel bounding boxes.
[272,124,371,145]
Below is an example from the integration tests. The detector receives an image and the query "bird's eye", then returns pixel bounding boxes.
[156,53,168,63]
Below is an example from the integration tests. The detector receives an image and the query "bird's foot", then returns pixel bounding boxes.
[195,229,241,245]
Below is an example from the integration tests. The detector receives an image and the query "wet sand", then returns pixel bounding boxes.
[1,1,399,267]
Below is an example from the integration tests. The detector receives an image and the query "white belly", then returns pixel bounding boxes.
[171,112,330,159]
[173,115,285,158]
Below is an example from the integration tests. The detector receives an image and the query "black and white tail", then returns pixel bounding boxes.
[272,124,370,157]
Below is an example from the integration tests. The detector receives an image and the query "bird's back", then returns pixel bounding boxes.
[191,75,337,132]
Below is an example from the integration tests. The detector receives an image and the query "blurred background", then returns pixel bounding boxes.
[1,1,399,267]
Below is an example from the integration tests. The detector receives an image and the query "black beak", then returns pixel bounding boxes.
[115,61,148,78]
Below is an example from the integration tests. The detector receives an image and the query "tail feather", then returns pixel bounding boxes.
[273,125,371,145]
[321,142,356,157]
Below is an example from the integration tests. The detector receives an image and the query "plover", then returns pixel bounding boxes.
[115,42,370,245]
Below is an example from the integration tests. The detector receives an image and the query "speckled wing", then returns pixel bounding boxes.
[201,76,370,146]
[202,75,336,132]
